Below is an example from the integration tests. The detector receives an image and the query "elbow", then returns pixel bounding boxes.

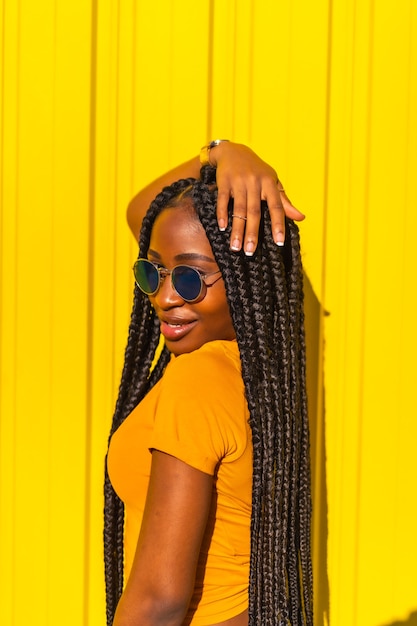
[145,592,189,624]
[113,588,190,626]
[126,198,141,242]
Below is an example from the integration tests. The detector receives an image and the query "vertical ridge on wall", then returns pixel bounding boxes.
[310,3,333,622]
[83,0,99,622]
[0,1,16,620]
[354,2,375,619]
[205,0,215,141]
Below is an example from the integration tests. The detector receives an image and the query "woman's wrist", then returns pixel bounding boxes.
[200,139,231,167]
[211,141,259,169]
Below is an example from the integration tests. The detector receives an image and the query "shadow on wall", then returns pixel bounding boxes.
[380,612,417,626]
[304,269,417,626]
[303,273,330,626]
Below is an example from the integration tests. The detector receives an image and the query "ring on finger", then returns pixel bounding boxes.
[232,214,247,221]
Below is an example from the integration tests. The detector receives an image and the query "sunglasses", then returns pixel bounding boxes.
[133,258,223,303]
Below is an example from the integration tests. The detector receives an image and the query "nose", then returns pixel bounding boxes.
[152,275,184,309]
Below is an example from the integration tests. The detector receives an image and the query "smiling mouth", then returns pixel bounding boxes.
[160,319,197,341]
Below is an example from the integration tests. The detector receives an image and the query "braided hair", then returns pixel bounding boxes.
[104,167,313,625]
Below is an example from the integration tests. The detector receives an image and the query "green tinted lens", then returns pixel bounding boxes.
[133,259,159,294]
[171,266,203,301]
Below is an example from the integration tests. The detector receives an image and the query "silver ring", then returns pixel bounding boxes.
[232,214,247,221]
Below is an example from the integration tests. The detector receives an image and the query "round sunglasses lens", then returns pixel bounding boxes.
[134,260,159,294]
[172,266,202,301]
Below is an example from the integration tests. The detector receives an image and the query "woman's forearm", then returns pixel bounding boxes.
[127,156,201,241]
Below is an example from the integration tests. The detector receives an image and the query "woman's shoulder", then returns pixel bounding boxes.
[168,340,241,379]
[158,341,242,399]
[152,341,248,472]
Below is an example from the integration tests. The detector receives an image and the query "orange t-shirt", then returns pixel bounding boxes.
[107,339,252,624]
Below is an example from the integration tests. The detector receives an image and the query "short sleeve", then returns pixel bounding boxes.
[149,341,248,475]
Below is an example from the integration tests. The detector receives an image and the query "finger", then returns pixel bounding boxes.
[230,214,248,252]
[264,180,306,246]
[229,187,248,252]
[216,187,232,231]
[275,180,305,221]
[262,179,286,246]
[281,193,306,221]
[268,201,286,246]
[243,187,262,256]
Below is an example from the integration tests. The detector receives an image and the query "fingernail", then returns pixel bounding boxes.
[275,231,285,246]
[219,218,226,231]
[231,238,241,251]
[245,241,255,256]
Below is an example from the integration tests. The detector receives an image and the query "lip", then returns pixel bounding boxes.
[159,319,197,341]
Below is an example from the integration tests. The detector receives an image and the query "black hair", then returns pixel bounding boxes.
[104,167,313,625]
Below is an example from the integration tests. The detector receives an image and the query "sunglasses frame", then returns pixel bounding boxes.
[133,258,222,303]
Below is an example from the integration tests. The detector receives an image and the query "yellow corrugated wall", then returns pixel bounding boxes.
[1,1,416,625]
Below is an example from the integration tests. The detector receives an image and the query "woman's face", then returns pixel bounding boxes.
[147,204,236,356]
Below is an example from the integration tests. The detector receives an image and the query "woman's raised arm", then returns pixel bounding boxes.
[126,141,305,255]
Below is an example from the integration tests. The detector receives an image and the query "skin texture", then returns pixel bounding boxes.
[112,205,248,626]
[126,142,305,254]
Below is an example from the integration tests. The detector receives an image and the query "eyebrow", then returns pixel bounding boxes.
[147,249,217,264]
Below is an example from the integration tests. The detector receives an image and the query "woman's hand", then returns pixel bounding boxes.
[126,142,305,250]
[211,142,305,255]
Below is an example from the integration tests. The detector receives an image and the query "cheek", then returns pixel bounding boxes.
[212,293,235,336]
[216,285,233,320]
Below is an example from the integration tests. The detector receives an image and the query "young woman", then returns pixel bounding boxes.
[105,143,312,625]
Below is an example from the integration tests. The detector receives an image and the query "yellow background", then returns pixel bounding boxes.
[1,1,416,625]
